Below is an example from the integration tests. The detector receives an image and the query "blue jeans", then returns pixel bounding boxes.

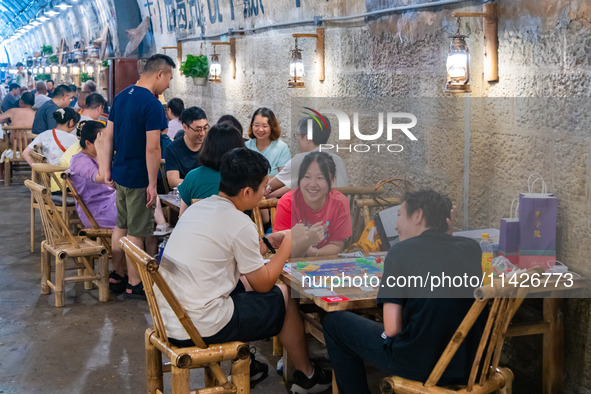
[323,311,392,394]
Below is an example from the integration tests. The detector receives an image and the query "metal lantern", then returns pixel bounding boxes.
[209,51,221,83]
[288,38,304,88]
[445,19,471,93]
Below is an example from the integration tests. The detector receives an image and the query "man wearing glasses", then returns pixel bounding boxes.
[165,106,209,188]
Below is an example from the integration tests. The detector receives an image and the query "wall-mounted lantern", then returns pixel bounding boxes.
[288,28,325,89]
[207,40,236,84]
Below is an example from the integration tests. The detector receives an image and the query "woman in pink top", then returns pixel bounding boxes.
[274,151,352,257]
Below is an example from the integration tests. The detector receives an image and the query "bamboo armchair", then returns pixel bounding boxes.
[30,163,77,252]
[119,237,250,394]
[25,179,108,307]
[251,197,279,238]
[380,275,539,394]
[3,126,33,186]
[62,172,113,255]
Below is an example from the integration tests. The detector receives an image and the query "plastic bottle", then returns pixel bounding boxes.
[480,233,494,285]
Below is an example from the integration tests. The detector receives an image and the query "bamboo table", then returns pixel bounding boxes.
[279,256,586,394]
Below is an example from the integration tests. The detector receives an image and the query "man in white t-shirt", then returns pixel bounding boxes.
[155,148,332,393]
[267,116,348,198]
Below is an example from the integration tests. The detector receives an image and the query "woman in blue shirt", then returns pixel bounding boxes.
[245,107,291,177]
[178,123,245,216]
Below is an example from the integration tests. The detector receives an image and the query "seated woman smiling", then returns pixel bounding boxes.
[274,151,352,257]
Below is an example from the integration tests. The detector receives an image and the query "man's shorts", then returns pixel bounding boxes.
[170,281,286,347]
[115,183,155,238]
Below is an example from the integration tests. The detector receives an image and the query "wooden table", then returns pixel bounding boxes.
[279,255,586,394]
[159,193,181,210]
[159,193,180,225]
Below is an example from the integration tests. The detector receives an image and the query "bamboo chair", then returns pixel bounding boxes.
[355,197,402,227]
[25,179,108,307]
[380,272,541,394]
[30,163,78,252]
[251,197,279,238]
[119,237,250,394]
[29,151,47,252]
[3,126,33,186]
[62,172,113,255]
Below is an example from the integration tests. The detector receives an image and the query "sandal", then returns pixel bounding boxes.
[109,271,128,294]
[125,282,146,300]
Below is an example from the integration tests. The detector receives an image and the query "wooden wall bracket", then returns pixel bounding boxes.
[454,3,498,82]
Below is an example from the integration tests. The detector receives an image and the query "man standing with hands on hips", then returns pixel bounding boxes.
[97,54,175,299]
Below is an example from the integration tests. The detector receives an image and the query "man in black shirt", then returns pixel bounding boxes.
[323,189,483,394]
[32,84,73,134]
[165,106,208,188]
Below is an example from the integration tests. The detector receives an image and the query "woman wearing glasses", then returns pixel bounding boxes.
[245,107,290,177]
[164,106,209,188]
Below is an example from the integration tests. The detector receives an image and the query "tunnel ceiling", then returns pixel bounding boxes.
[0,0,52,42]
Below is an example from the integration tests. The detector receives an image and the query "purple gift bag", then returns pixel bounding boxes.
[518,178,557,269]
[499,218,520,266]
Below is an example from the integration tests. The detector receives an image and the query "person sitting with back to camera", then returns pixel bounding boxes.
[178,122,245,216]
[274,151,352,257]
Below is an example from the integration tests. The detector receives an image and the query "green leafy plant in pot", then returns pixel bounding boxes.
[180,54,209,86]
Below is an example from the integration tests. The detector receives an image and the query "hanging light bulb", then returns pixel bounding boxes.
[72,65,80,75]
[209,48,222,83]
[51,65,59,74]
[288,38,305,88]
[61,65,68,74]
[445,18,471,93]
[87,64,94,75]
[33,67,38,74]
[44,66,51,73]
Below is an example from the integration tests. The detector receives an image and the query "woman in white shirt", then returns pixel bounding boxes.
[23,107,80,166]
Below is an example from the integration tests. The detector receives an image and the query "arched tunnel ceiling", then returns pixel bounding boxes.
[0,0,47,42]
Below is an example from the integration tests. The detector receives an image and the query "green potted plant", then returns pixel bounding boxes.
[180,54,209,86]
[80,73,94,83]
[48,55,58,64]
[41,45,53,56]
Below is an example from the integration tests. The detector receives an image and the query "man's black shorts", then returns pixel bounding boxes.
[169,280,286,347]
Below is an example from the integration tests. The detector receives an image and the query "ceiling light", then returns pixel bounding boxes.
[56,3,72,10]
[44,9,60,17]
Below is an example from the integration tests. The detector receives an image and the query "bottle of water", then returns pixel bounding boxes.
[480,233,494,285]
[157,238,168,263]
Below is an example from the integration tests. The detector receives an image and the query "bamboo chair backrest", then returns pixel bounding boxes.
[24,179,77,248]
[251,197,279,238]
[62,172,112,254]
[30,150,46,164]
[31,163,67,192]
[2,126,32,159]
[119,236,208,349]
[422,273,538,390]
[160,158,170,194]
